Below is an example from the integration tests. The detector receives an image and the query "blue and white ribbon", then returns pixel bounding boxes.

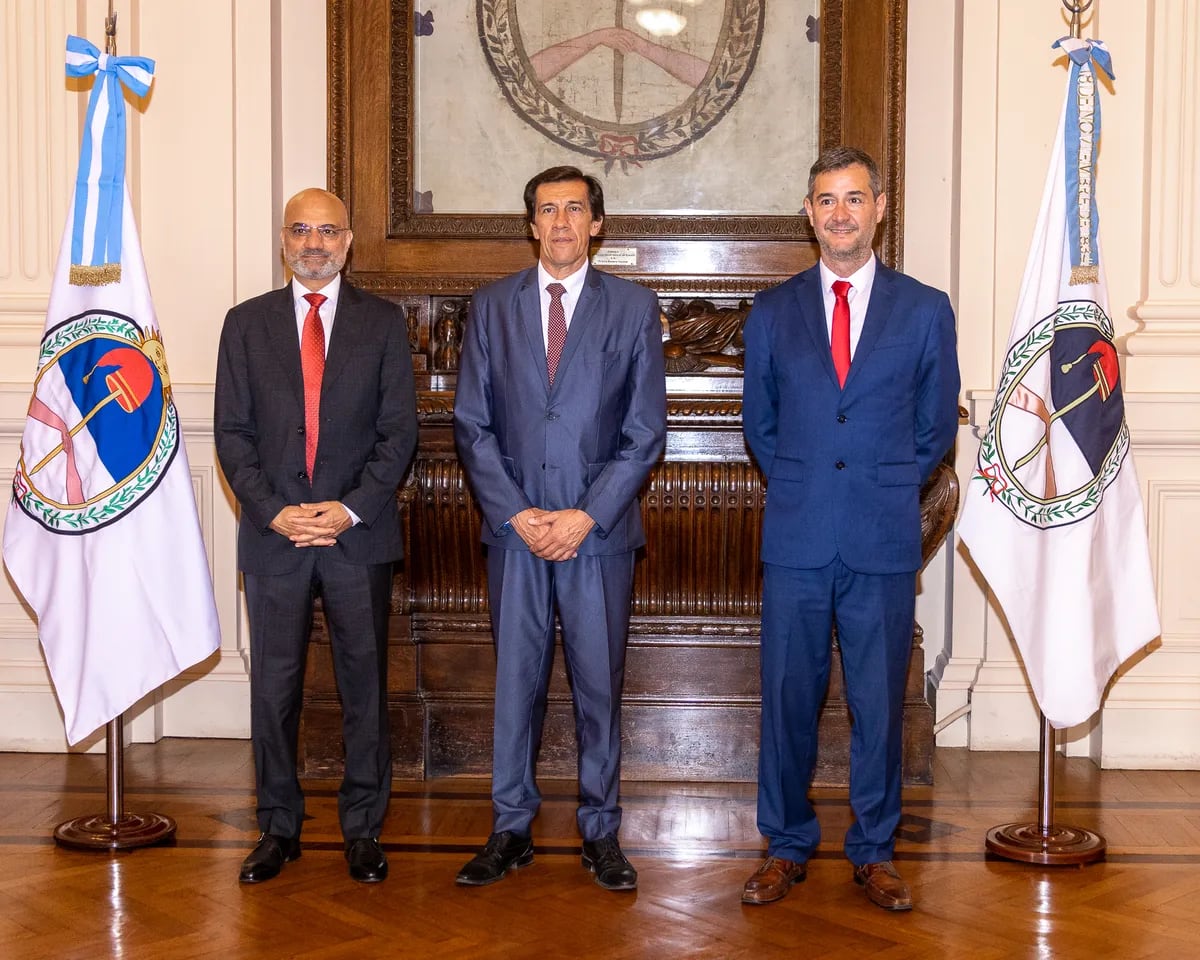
[1052,37,1113,285]
[64,35,155,285]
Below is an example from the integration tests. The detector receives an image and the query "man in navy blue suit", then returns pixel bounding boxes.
[740,148,960,911]
[453,166,666,891]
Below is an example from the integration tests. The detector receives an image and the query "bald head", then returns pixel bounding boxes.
[281,188,353,291]
[283,188,348,227]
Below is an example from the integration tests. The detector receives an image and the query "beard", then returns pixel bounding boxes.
[817,227,874,267]
[285,247,347,282]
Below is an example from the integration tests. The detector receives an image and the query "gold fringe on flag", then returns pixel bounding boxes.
[69,263,122,286]
[1069,265,1099,285]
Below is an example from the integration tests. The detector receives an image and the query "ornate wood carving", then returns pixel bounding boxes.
[300,287,954,787]
[308,1,928,787]
[328,0,908,289]
[663,300,749,373]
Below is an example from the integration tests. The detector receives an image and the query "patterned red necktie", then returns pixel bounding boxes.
[301,292,326,478]
[831,279,852,388]
[546,282,567,386]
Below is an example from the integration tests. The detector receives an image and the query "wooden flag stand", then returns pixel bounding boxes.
[54,717,177,850]
[985,713,1105,865]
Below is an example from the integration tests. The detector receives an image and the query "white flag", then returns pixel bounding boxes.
[2,37,220,745]
[958,38,1160,729]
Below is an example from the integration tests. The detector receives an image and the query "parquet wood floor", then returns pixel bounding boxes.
[1,740,1199,958]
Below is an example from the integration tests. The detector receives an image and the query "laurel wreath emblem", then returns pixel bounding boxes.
[478,0,764,171]
[12,311,178,535]
[972,300,1126,529]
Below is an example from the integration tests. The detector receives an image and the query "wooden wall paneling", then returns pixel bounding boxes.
[306,1,926,787]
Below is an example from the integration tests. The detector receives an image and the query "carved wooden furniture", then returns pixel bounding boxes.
[298,300,959,786]
[298,0,935,786]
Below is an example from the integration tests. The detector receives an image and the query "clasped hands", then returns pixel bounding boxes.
[509,507,595,561]
[270,501,352,547]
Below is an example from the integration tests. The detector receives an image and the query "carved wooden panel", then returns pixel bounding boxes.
[298,296,952,787]
[328,0,909,292]
[303,0,928,787]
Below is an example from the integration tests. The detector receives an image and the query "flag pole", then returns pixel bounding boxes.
[979,0,1112,867]
[54,716,177,849]
[984,713,1105,864]
[51,4,175,851]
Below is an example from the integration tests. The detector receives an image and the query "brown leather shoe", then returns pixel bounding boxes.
[853,860,913,911]
[741,856,806,905]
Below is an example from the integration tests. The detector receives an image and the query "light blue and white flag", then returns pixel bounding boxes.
[3,36,220,745]
[958,39,1160,729]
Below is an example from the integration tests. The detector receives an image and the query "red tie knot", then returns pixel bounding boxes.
[832,279,852,300]
[304,292,327,311]
[547,282,566,300]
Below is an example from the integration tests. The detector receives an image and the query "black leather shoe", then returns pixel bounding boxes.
[455,831,534,886]
[345,838,388,883]
[581,834,637,891]
[239,833,300,884]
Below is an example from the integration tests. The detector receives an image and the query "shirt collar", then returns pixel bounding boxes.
[537,260,588,301]
[818,255,876,295]
[291,272,341,308]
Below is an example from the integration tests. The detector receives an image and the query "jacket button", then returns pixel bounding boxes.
[546,412,559,421]
[835,460,846,470]
[837,414,847,424]
[297,425,305,434]
[297,471,307,480]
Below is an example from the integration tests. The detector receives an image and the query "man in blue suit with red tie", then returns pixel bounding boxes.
[740,148,960,911]
[453,166,666,892]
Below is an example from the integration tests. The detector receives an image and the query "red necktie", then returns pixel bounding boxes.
[546,282,567,386]
[301,292,326,478]
[831,279,852,388]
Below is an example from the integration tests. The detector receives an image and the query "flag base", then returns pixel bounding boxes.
[985,821,1106,865]
[51,716,177,850]
[984,714,1106,865]
[54,812,176,850]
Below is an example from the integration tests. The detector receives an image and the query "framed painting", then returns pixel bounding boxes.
[329,0,907,292]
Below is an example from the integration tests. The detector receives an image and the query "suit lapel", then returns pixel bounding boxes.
[323,281,361,389]
[844,263,897,391]
[516,268,551,392]
[550,265,601,393]
[266,287,304,406]
[793,267,839,386]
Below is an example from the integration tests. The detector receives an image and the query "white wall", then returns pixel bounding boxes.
[0,0,325,750]
[906,0,1200,766]
[1,0,1197,767]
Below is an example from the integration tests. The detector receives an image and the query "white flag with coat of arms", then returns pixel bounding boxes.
[2,36,221,745]
[957,37,1160,729]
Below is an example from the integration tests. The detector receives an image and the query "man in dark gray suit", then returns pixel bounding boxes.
[215,188,417,885]
[453,166,666,891]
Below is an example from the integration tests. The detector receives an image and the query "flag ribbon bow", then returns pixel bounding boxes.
[64,35,155,286]
[1051,37,1113,286]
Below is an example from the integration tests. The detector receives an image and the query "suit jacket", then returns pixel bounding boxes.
[214,281,417,575]
[454,265,666,555]
[742,260,960,575]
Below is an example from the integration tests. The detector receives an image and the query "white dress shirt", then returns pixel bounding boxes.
[818,256,877,360]
[290,273,358,525]
[537,261,588,353]
[291,272,342,356]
